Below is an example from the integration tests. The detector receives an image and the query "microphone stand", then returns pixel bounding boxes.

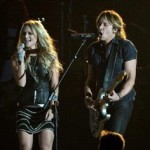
[44,38,88,150]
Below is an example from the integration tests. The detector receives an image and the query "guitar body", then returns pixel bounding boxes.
[97,88,111,119]
[89,71,127,138]
[89,88,111,138]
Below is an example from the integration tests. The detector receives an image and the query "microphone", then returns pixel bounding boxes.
[17,43,25,51]
[17,43,25,65]
[71,33,96,39]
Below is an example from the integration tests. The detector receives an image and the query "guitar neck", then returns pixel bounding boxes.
[106,71,126,94]
[107,81,120,94]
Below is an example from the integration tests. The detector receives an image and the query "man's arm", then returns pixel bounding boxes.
[109,59,137,101]
[119,59,137,97]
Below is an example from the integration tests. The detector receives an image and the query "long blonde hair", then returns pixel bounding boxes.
[96,10,126,40]
[18,20,63,74]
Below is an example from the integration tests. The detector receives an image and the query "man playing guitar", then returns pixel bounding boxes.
[84,10,137,137]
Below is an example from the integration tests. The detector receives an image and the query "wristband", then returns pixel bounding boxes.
[117,93,122,100]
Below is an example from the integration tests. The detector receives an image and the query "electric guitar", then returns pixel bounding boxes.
[89,71,127,138]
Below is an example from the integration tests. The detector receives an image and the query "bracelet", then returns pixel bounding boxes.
[117,93,122,100]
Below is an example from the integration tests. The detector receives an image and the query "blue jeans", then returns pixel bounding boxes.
[104,99,133,135]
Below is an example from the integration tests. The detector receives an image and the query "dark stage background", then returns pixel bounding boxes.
[0,0,150,150]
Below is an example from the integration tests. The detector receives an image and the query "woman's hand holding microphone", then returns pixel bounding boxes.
[17,43,25,65]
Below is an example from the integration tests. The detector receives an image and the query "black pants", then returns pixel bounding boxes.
[104,99,133,135]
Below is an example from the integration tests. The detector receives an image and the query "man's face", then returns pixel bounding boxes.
[97,18,116,44]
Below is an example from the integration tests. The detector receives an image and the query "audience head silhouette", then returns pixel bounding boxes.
[98,130,125,150]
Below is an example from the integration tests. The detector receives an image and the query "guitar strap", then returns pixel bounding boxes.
[103,40,124,89]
